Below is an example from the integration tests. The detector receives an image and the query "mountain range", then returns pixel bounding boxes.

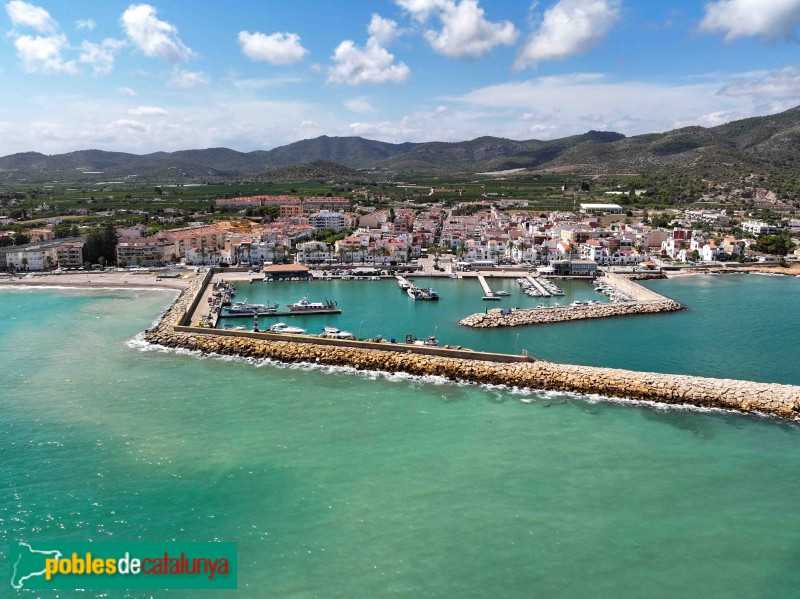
[1,106,799,183]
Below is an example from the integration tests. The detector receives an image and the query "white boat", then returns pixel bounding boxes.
[222,301,279,315]
[398,279,413,289]
[268,322,307,334]
[406,334,439,346]
[286,297,338,312]
[494,290,510,296]
[321,325,355,339]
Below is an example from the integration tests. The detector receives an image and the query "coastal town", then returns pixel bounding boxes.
[1,194,798,275]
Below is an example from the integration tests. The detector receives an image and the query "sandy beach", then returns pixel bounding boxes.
[0,270,195,290]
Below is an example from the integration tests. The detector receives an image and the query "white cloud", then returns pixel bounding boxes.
[121,3,194,63]
[238,31,308,65]
[367,13,401,45]
[80,38,125,75]
[111,119,147,132]
[117,86,138,96]
[719,67,800,98]
[453,72,770,139]
[14,34,78,74]
[345,97,377,114]
[397,0,517,58]
[515,0,621,69]
[168,67,209,88]
[75,18,96,31]
[329,18,410,85]
[699,0,800,42]
[128,105,169,116]
[5,0,57,33]
[396,0,446,21]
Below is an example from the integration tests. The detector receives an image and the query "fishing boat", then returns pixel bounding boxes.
[221,301,279,315]
[405,334,439,346]
[286,297,338,312]
[268,322,307,334]
[407,286,439,301]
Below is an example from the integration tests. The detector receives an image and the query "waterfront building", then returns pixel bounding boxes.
[296,241,333,264]
[0,237,84,270]
[156,226,226,259]
[547,259,599,277]
[263,263,312,281]
[117,236,173,266]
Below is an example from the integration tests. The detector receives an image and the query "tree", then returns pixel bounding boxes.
[20,257,28,271]
[46,255,53,270]
[755,234,795,256]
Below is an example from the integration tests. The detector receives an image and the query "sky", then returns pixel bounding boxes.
[1,0,800,155]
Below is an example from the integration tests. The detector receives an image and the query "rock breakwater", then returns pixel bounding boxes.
[143,285,800,420]
[459,300,683,328]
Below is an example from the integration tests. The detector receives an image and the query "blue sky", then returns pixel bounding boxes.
[1,0,800,154]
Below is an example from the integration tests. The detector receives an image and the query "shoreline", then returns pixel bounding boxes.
[0,271,193,290]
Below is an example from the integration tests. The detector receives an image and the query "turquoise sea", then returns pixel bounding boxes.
[2,274,800,598]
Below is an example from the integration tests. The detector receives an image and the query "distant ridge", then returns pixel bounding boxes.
[1,106,799,181]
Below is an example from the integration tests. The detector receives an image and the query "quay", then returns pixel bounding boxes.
[141,271,800,420]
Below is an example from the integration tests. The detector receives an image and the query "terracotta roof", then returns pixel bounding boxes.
[263,264,310,273]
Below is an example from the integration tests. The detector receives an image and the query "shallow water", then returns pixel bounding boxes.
[2,278,799,598]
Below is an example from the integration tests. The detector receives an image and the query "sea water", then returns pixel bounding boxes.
[2,276,800,598]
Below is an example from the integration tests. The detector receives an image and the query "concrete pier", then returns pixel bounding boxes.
[477,273,499,300]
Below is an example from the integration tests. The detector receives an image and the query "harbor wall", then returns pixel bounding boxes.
[142,284,800,420]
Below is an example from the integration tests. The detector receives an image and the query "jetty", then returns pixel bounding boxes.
[525,276,551,297]
[477,274,500,300]
[220,308,341,318]
[396,275,413,289]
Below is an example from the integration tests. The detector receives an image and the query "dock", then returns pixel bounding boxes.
[525,276,551,297]
[396,275,412,288]
[477,274,500,300]
[219,309,342,318]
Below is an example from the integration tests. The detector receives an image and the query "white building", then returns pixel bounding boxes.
[741,220,778,236]
[308,210,346,233]
[580,203,623,214]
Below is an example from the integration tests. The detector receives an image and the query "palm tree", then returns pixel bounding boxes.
[21,257,28,271]
[45,255,53,270]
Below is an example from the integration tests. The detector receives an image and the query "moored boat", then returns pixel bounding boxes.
[268,322,307,334]
[286,297,338,312]
[407,286,439,300]
[221,301,279,315]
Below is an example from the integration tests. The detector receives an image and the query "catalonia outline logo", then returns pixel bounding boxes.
[10,541,237,590]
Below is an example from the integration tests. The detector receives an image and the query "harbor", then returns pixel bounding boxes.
[142,273,800,420]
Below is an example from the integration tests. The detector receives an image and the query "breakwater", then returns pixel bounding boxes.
[460,271,683,328]
[143,283,800,420]
[459,300,683,328]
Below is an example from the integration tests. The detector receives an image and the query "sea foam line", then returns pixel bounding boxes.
[126,335,770,419]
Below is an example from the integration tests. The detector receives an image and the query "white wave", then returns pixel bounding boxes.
[125,335,778,419]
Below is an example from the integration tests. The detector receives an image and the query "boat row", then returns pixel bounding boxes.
[594,280,632,302]
[536,278,565,296]
[219,296,338,316]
